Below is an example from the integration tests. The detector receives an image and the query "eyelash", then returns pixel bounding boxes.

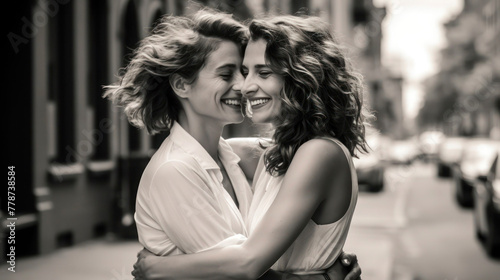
[259,71,272,78]
[221,73,233,80]
[241,71,272,78]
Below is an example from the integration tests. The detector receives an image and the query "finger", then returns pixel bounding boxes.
[137,248,146,257]
[342,252,358,266]
[346,266,362,280]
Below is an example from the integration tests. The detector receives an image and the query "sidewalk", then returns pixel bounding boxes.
[344,227,395,280]
[0,236,142,280]
[0,231,394,280]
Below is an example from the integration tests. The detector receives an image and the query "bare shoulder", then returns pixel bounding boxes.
[283,138,352,208]
[294,138,349,169]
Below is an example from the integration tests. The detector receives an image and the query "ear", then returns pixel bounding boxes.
[169,74,190,99]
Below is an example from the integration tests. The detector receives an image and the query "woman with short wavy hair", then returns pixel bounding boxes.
[104,10,248,134]
[105,7,254,261]
[133,13,369,280]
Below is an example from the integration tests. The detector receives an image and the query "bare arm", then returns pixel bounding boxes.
[138,139,352,280]
[133,250,362,280]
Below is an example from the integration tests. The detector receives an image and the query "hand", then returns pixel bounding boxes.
[132,248,156,280]
[325,251,362,280]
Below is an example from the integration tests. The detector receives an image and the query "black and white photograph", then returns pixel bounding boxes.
[4,0,500,279]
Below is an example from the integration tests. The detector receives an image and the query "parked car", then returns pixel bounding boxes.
[418,130,445,161]
[387,139,420,165]
[473,151,500,258]
[453,139,499,208]
[353,150,385,192]
[437,137,467,177]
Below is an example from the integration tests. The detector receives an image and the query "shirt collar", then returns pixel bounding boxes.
[170,121,241,170]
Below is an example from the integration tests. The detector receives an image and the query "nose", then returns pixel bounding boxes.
[232,72,245,93]
[240,76,258,97]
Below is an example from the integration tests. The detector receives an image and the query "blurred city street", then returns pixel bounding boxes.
[346,161,500,280]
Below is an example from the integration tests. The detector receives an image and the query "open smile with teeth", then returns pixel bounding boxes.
[222,99,242,106]
[250,98,271,107]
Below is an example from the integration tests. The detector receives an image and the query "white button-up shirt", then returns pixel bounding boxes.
[134,121,252,256]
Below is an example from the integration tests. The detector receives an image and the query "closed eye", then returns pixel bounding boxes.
[241,67,249,78]
[259,71,272,78]
[220,72,234,81]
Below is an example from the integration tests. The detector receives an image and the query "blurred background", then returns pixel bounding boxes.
[4,0,500,279]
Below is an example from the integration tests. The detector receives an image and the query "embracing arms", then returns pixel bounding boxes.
[134,139,354,279]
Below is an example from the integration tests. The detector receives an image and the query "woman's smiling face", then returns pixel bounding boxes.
[184,40,245,125]
[241,39,284,124]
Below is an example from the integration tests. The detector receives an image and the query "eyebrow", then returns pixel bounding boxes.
[215,64,237,71]
[255,64,270,69]
[242,64,270,70]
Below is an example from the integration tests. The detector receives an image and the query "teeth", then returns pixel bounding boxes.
[246,100,253,118]
[223,99,241,106]
[250,99,270,106]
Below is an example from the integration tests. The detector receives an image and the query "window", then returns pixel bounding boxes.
[48,0,75,164]
[123,1,141,153]
[88,0,110,160]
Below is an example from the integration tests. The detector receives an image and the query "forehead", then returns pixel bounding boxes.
[203,40,242,70]
[243,39,268,66]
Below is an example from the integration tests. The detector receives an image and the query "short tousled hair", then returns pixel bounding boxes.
[103,9,248,135]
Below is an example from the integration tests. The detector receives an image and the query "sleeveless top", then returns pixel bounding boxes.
[246,137,358,274]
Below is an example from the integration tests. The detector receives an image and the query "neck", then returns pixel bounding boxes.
[178,112,225,160]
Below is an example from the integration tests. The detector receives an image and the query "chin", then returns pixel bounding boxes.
[250,114,274,125]
[227,114,245,124]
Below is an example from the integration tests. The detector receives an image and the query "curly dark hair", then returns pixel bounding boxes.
[103,9,248,135]
[248,15,372,176]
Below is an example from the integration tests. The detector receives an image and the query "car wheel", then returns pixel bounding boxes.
[484,214,500,258]
[473,210,484,241]
[456,179,473,208]
[437,164,450,177]
[370,182,384,193]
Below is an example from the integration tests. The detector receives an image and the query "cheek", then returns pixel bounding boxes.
[271,100,282,118]
[195,82,223,102]
[269,79,284,100]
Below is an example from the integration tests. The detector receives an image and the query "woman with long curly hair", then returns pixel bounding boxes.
[132,13,370,280]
